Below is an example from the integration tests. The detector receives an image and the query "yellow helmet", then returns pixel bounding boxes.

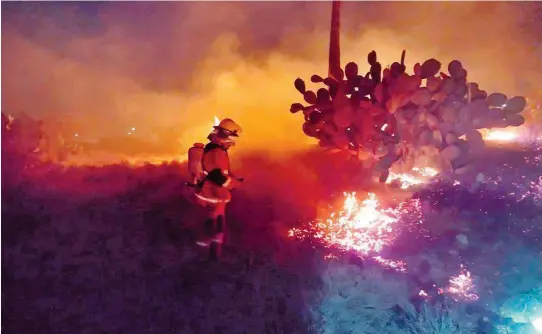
[214,118,242,137]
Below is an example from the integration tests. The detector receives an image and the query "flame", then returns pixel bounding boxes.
[136,116,218,164]
[124,154,188,166]
[60,116,221,167]
[372,255,407,272]
[289,174,482,303]
[387,167,439,189]
[446,265,479,301]
[483,129,519,142]
[134,116,217,165]
[483,129,542,144]
[289,192,421,256]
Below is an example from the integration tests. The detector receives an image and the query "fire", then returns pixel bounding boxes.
[60,116,222,167]
[289,180,482,303]
[372,256,407,272]
[289,192,420,256]
[446,265,479,301]
[483,129,519,142]
[128,116,220,165]
[124,154,188,166]
[387,167,439,189]
[483,128,542,144]
[418,289,429,298]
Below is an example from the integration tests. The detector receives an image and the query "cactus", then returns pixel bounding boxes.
[289,51,527,178]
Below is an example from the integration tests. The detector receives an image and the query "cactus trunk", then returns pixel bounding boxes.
[328,0,341,79]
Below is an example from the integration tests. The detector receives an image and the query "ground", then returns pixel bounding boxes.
[2,146,541,333]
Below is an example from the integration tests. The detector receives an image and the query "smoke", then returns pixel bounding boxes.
[2,2,541,241]
[2,2,541,157]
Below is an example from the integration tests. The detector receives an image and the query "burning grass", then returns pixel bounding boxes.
[287,187,483,303]
[288,192,422,268]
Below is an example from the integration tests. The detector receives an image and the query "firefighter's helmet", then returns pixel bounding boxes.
[214,118,242,137]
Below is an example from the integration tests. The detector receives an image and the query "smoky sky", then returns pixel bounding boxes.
[2,2,541,150]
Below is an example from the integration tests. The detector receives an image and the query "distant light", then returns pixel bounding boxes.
[131,127,136,131]
[381,124,389,131]
[74,133,79,137]
[533,317,542,333]
[128,132,132,135]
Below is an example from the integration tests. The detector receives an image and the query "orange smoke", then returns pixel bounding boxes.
[2,2,541,164]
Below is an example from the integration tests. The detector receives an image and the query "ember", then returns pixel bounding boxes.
[446,265,479,301]
[387,166,439,189]
[372,256,407,272]
[289,192,421,256]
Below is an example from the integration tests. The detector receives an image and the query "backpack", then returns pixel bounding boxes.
[187,142,205,185]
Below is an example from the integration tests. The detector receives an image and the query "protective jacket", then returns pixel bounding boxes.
[194,143,238,204]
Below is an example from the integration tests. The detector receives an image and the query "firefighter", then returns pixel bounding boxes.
[189,118,244,261]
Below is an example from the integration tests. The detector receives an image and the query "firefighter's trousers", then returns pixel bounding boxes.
[202,202,227,261]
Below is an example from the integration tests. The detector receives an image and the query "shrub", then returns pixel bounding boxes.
[311,261,478,334]
[400,302,477,334]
